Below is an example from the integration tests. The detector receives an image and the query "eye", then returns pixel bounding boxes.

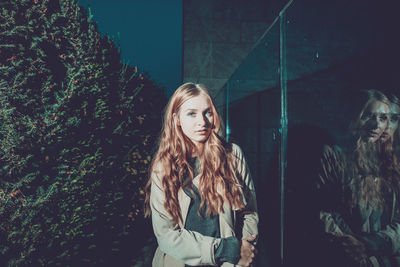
[379,114,388,121]
[205,110,213,116]
[361,112,371,121]
[390,114,400,123]
[187,112,196,117]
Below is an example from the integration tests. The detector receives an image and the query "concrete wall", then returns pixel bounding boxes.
[182,0,286,102]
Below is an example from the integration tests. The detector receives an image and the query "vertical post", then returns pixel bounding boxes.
[225,81,231,142]
[279,7,288,266]
[256,89,262,190]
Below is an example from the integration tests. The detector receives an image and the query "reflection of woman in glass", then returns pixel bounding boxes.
[144,83,258,267]
[380,94,400,158]
[318,90,400,266]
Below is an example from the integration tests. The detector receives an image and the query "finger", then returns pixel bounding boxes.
[242,240,253,249]
[245,234,257,242]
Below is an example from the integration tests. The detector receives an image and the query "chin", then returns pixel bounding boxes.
[368,137,379,143]
[197,138,208,143]
[380,134,391,143]
[190,137,208,145]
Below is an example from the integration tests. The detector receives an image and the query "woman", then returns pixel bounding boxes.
[144,83,258,267]
[318,89,400,266]
[380,94,400,155]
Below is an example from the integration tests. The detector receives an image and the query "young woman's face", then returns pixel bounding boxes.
[176,94,214,147]
[380,103,400,142]
[358,100,390,142]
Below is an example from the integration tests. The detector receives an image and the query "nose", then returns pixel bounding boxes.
[377,117,388,131]
[197,114,208,126]
[365,116,379,130]
[371,117,379,129]
[368,116,388,131]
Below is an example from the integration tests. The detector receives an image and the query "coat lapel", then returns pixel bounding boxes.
[178,186,190,228]
[219,201,235,238]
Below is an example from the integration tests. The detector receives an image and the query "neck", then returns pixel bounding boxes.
[191,142,204,157]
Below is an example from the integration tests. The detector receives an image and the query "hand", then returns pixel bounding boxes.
[329,233,372,267]
[237,235,257,267]
[340,234,372,267]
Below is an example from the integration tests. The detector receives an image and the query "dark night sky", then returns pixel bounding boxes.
[78,0,182,97]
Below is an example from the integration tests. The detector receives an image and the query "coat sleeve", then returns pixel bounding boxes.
[362,193,400,256]
[149,165,221,266]
[232,143,259,240]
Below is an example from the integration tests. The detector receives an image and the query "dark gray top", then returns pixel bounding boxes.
[184,158,240,267]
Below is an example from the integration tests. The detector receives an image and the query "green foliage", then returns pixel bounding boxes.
[0,0,165,265]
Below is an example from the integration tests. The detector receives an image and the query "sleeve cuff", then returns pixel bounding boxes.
[360,233,391,256]
[214,236,240,264]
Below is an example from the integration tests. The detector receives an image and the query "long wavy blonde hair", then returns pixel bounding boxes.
[348,90,400,210]
[349,90,391,177]
[144,83,244,225]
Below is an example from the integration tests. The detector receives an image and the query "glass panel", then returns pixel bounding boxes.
[284,0,400,265]
[215,14,281,267]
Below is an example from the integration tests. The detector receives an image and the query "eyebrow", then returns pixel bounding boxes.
[365,111,389,115]
[183,107,211,112]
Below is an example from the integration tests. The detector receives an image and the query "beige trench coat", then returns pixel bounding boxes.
[149,144,258,267]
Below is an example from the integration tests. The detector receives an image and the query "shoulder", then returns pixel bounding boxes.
[150,160,165,187]
[322,144,342,154]
[231,143,244,158]
[322,144,346,162]
[152,160,164,174]
[230,143,248,169]
[320,145,349,180]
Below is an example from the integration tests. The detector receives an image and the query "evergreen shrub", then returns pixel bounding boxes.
[0,0,165,265]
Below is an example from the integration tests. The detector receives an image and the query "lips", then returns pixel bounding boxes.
[368,131,380,138]
[196,129,208,135]
[380,132,390,140]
